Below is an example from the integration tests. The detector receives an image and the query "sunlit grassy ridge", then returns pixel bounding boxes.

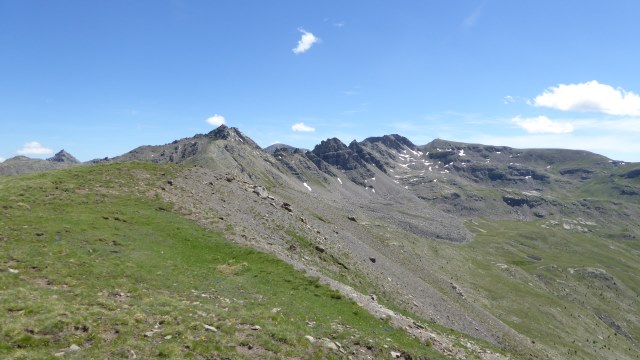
[0,163,440,359]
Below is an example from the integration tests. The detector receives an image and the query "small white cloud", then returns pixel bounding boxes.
[512,116,574,134]
[292,122,315,132]
[333,22,345,28]
[0,157,5,163]
[292,28,319,54]
[16,141,53,155]
[206,114,226,126]
[534,80,640,116]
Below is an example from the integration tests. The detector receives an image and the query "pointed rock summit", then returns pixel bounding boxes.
[48,150,80,163]
[206,125,260,148]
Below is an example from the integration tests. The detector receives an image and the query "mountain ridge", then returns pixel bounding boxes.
[2,125,639,358]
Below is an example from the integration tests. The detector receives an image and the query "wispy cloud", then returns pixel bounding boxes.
[463,3,485,29]
[292,28,319,54]
[206,114,226,126]
[512,115,574,134]
[534,80,640,116]
[333,22,345,28]
[16,141,53,155]
[292,122,315,132]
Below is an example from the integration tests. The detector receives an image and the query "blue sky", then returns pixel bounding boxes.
[2,1,640,162]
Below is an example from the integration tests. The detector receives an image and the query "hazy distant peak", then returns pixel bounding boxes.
[48,149,80,163]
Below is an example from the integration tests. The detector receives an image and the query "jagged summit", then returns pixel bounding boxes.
[47,150,80,163]
[312,138,368,172]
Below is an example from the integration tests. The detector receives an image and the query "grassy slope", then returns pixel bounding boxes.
[453,219,640,359]
[0,163,441,359]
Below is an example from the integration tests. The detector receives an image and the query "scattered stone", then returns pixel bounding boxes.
[271,307,281,313]
[281,202,293,212]
[164,335,172,340]
[315,245,326,253]
[320,338,339,351]
[203,324,218,332]
[390,351,402,358]
[300,216,306,223]
[167,180,174,186]
[8,268,19,274]
[253,186,268,199]
[144,331,155,337]
[35,232,45,237]
[347,216,357,222]
[304,335,316,343]
[68,344,81,352]
[369,257,376,263]
[250,325,261,330]
[450,282,464,298]
[370,294,377,301]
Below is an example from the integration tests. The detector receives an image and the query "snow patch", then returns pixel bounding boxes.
[458,149,465,156]
[337,178,342,185]
[303,182,312,191]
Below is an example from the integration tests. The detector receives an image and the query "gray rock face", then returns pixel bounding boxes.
[310,138,374,185]
[311,138,367,172]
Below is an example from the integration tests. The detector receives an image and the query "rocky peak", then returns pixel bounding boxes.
[47,150,80,164]
[206,125,260,148]
[312,138,350,155]
[311,138,374,184]
[311,138,366,171]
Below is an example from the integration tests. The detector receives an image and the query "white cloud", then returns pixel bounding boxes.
[206,114,226,126]
[292,28,318,54]
[512,116,574,134]
[0,157,5,163]
[16,141,53,155]
[534,80,640,116]
[503,96,515,104]
[291,122,315,132]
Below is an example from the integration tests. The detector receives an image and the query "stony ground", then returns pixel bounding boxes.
[159,166,541,359]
